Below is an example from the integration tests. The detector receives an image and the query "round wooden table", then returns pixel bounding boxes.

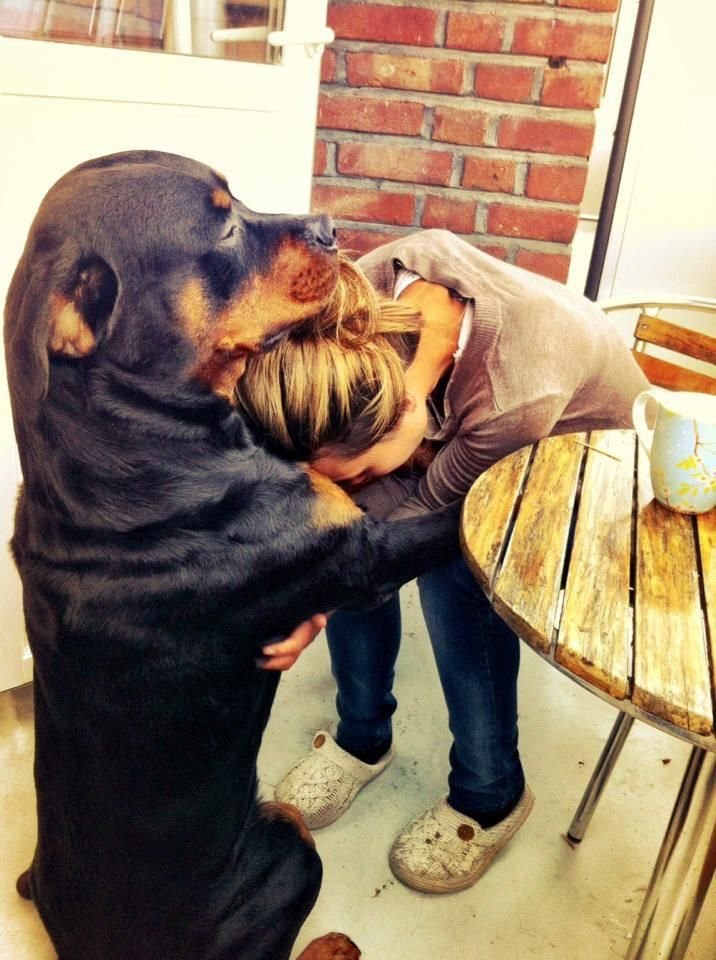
[461,430,715,960]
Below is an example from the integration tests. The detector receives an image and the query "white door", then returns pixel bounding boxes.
[596,0,716,301]
[0,0,332,691]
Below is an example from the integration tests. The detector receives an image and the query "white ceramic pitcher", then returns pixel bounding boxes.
[632,388,716,514]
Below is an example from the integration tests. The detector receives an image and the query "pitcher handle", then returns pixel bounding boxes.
[632,388,662,456]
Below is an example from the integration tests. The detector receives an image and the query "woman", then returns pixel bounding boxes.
[242,229,649,895]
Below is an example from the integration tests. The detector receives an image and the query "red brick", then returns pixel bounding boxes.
[512,18,613,63]
[462,156,516,193]
[515,248,571,282]
[320,48,337,83]
[346,52,464,95]
[526,163,588,203]
[312,184,416,226]
[313,139,328,176]
[318,93,424,136]
[433,105,489,147]
[446,12,505,52]
[337,142,454,186]
[541,68,603,109]
[558,0,618,11]
[487,203,578,242]
[338,228,404,257]
[498,116,594,157]
[475,63,535,103]
[477,243,509,261]
[422,195,477,233]
[328,3,438,46]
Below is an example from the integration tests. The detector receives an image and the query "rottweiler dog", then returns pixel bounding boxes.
[4,151,461,960]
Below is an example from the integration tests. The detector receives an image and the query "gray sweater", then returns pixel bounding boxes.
[355,230,648,520]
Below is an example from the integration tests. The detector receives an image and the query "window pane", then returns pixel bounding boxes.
[0,0,285,63]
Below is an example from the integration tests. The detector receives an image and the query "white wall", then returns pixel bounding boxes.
[600,0,716,300]
[570,0,716,305]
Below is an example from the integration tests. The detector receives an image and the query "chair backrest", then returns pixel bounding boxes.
[598,297,716,395]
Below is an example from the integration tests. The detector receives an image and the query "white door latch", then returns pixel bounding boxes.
[210,26,335,58]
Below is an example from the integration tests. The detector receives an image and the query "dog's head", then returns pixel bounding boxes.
[4,150,338,409]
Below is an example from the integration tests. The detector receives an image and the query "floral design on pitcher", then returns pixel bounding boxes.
[633,388,716,515]
[675,422,716,505]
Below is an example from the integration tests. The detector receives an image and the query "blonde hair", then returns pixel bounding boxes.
[237,253,423,459]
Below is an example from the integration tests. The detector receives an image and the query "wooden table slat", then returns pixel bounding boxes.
[493,434,586,654]
[460,445,532,592]
[556,430,636,699]
[633,445,714,735]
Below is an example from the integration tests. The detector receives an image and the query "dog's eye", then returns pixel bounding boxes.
[221,225,237,241]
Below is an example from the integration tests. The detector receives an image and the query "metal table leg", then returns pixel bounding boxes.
[568,712,635,842]
[625,747,716,960]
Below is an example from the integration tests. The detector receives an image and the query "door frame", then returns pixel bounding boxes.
[0,0,330,691]
[0,34,286,111]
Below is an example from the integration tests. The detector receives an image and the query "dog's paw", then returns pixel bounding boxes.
[296,931,361,960]
[16,868,33,900]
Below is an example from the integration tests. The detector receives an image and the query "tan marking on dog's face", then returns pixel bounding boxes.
[305,466,363,530]
[210,188,232,211]
[212,238,339,346]
[178,280,248,401]
[47,293,97,357]
[180,237,338,400]
[178,279,248,401]
[178,278,210,341]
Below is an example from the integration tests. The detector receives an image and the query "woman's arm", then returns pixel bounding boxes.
[387,394,569,520]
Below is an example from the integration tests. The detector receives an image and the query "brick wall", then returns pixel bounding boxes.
[312,0,618,282]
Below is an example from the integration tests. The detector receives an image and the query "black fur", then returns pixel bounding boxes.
[4,151,460,960]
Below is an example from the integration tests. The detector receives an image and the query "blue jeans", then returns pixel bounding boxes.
[327,555,525,819]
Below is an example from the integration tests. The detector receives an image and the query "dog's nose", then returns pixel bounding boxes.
[306,215,337,251]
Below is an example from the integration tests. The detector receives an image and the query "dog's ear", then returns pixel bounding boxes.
[47,256,118,358]
[5,245,119,403]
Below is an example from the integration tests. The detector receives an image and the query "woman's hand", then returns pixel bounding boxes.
[257,614,328,671]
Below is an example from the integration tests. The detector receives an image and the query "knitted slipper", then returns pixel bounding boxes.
[274,730,395,830]
[389,786,534,894]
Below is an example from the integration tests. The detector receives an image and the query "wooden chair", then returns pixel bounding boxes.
[600,294,716,393]
[567,295,716,845]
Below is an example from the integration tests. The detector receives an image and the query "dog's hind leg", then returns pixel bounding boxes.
[255,809,361,960]
[216,801,323,960]
[16,866,33,900]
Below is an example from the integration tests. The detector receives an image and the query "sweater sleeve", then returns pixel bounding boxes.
[386,393,569,520]
[352,472,421,519]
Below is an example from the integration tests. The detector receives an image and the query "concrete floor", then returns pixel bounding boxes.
[1,581,714,959]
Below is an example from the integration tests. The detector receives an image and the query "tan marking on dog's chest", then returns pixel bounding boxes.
[305,467,363,530]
